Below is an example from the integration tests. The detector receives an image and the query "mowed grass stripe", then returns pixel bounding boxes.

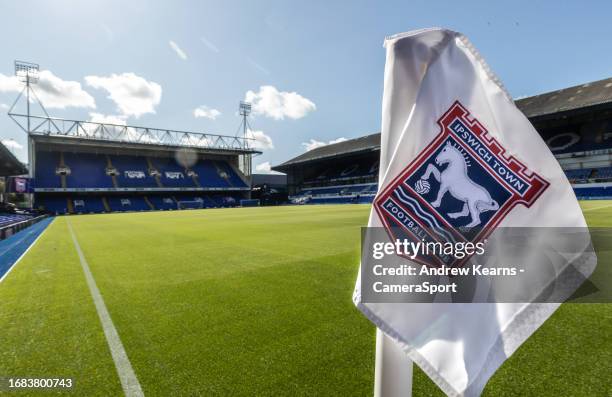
[0,217,123,396]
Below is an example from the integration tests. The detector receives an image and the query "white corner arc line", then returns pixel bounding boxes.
[68,221,144,397]
[0,218,55,284]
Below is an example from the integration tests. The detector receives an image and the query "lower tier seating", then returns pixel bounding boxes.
[573,185,612,199]
[0,213,33,228]
[36,194,243,214]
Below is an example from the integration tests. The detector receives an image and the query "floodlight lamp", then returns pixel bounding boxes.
[239,101,252,116]
[15,60,39,83]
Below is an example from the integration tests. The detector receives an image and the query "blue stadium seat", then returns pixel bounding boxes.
[148,196,177,210]
[36,196,69,214]
[112,155,157,188]
[0,213,33,228]
[34,151,61,188]
[299,183,377,197]
[72,196,106,213]
[573,185,612,199]
[564,168,592,181]
[214,161,248,187]
[106,197,150,212]
[192,160,231,188]
[595,166,612,180]
[150,157,195,188]
[64,153,113,188]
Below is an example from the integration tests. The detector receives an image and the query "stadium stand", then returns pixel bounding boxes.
[112,155,156,188]
[275,77,612,203]
[31,133,256,214]
[0,141,47,239]
[0,213,32,228]
[64,152,114,188]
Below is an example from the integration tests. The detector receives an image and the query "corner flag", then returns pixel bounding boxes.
[353,28,596,396]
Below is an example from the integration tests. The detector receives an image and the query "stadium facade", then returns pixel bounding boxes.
[274,77,612,203]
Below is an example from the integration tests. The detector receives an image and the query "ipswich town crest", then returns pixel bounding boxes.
[374,101,549,268]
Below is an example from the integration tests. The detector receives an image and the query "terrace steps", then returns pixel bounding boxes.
[144,196,155,210]
[102,197,111,212]
[214,161,234,187]
[59,152,67,189]
[146,157,164,188]
[66,197,74,214]
[106,155,119,188]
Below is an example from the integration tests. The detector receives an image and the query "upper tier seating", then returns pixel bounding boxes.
[34,151,248,190]
[35,151,62,188]
[64,153,113,188]
[150,157,195,188]
[299,183,377,197]
[564,168,592,181]
[191,160,232,188]
[113,155,157,188]
[562,167,612,183]
[215,161,247,187]
[594,166,612,180]
[307,161,378,184]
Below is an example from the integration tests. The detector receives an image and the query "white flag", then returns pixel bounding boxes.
[353,28,596,396]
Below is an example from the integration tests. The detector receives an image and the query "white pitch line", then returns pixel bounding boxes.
[582,203,612,212]
[68,221,144,397]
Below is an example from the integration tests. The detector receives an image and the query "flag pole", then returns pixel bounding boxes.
[374,329,413,397]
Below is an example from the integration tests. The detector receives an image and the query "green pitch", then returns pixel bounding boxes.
[0,203,610,396]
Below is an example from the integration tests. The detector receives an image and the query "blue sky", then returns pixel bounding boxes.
[0,0,611,172]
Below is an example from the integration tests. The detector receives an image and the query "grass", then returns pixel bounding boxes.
[0,202,610,396]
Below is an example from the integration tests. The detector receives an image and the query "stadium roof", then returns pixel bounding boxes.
[273,133,381,171]
[0,141,27,176]
[274,76,612,169]
[9,114,260,155]
[515,77,612,119]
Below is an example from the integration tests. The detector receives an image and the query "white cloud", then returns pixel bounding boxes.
[302,137,347,152]
[88,112,127,125]
[245,85,315,120]
[1,139,23,150]
[200,37,219,53]
[85,73,162,118]
[0,71,95,109]
[246,128,274,150]
[0,74,22,92]
[255,161,272,172]
[255,161,283,174]
[169,40,188,60]
[0,103,8,110]
[193,105,221,120]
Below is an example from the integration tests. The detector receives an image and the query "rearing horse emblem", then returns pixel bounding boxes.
[420,142,499,228]
[374,101,549,268]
